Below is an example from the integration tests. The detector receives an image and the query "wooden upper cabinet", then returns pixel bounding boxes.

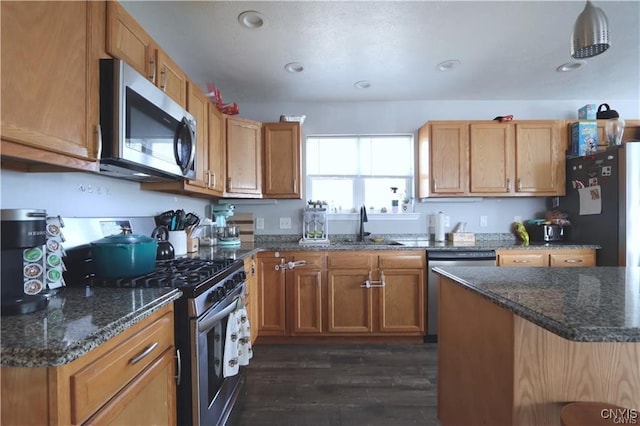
[420,122,469,196]
[469,123,514,194]
[207,104,226,194]
[0,1,101,171]
[156,48,188,107]
[106,1,187,107]
[419,120,565,197]
[225,116,262,197]
[262,122,302,199]
[186,82,209,188]
[514,121,564,195]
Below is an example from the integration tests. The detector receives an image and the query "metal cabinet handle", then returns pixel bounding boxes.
[130,341,159,365]
[293,178,297,192]
[275,260,308,270]
[506,178,511,191]
[517,178,522,191]
[149,56,156,83]
[212,172,217,189]
[160,67,167,91]
[361,270,386,288]
[95,124,102,160]
[175,348,182,386]
[513,259,530,263]
[433,178,438,191]
[564,259,583,263]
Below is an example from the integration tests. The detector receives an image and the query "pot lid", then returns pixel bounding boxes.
[91,233,156,245]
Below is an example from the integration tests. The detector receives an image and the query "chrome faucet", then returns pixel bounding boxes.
[357,205,368,242]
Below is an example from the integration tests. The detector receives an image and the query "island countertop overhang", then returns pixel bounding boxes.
[432,266,640,342]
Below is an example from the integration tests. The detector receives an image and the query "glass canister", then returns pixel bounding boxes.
[198,224,216,246]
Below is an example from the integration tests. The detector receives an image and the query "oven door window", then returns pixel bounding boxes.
[204,314,228,404]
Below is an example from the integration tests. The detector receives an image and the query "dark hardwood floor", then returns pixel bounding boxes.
[232,343,440,426]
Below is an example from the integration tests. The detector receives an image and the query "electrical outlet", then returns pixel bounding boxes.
[279,217,292,229]
[480,216,488,227]
[514,216,522,223]
[256,217,265,230]
[444,215,450,227]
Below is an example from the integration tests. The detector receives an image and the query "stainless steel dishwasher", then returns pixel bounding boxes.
[426,250,496,342]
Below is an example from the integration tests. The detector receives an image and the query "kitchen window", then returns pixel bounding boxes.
[305,135,414,212]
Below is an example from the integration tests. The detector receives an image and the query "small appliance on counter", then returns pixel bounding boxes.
[1,209,51,315]
[211,203,241,246]
[299,206,329,245]
[524,220,568,243]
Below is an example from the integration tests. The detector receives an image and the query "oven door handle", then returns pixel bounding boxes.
[198,297,239,333]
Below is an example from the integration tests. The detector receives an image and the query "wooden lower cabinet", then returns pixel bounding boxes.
[0,304,176,426]
[497,248,596,267]
[254,250,425,341]
[256,253,287,336]
[244,255,259,345]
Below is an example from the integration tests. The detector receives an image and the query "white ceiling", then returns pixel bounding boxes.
[121,1,640,104]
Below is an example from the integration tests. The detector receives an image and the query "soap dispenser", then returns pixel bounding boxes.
[390,187,399,213]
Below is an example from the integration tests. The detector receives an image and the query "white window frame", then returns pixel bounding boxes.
[305,134,415,217]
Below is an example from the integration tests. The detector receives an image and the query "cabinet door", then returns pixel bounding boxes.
[497,250,548,267]
[327,269,373,333]
[263,122,302,198]
[549,249,596,267]
[378,269,425,333]
[156,47,188,107]
[106,1,154,81]
[429,122,469,195]
[289,265,323,334]
[1,1,100,168]
[187,82,209,188]
[84,348,176,425]
[469,123,515,194]
[514,122,564,195]
[226,117,262,196]
[257,255,287,335]
[244,256,259,344]
[207,104,226,194]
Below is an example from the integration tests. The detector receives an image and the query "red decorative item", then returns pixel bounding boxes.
[206,82,240,115]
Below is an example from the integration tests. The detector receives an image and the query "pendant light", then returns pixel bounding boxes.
[571,0,610,59]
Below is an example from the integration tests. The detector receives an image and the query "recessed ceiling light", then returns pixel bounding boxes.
[354,80,371,89]
[284,62,304,73]
[556,61,586,72]
[238,11,267,29]
[436,59,461,71]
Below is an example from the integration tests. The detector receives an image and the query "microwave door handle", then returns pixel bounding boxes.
[174,117,196,175]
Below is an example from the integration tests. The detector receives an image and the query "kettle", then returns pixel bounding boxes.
[596,103,619,120]
[151,225,175,260]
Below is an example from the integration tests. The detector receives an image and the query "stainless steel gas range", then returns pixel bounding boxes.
[61,217,249,426]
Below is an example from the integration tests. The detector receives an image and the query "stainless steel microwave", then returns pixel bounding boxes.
[99,59,196,181]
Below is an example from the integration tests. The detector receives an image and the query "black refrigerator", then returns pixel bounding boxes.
[557,141,640,266]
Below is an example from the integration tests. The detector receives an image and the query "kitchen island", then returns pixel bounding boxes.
[433,266,639,426]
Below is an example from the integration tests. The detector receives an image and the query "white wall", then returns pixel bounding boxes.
[0,169,210,218]
[2,99,637,234]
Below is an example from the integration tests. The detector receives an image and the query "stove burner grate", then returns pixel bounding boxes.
[89,257,238,289]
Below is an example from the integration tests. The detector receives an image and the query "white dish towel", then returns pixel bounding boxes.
[223,306,253,378]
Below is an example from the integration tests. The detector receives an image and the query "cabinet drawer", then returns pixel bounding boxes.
[378,253,425,269]
[549,252,595,267]
[70,311,174,424]
[327,253,373,269]
[498,253,547,267]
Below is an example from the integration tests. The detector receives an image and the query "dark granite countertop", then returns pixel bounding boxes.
[433,266,640,342]
[1,286,181,367]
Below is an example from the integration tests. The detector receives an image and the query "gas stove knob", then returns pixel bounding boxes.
[237,271,247,281]
[207,290,219,303]
[225,281,235,291]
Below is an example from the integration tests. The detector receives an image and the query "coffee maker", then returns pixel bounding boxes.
[210,204,241,246]
[1,209,50,315]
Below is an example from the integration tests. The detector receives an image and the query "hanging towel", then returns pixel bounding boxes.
[236,306,253,366]
[223,303,253,378]
[223,310,241,378]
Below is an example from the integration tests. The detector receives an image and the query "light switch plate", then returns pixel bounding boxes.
[256,217,265,230]
[480,216,488,227]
